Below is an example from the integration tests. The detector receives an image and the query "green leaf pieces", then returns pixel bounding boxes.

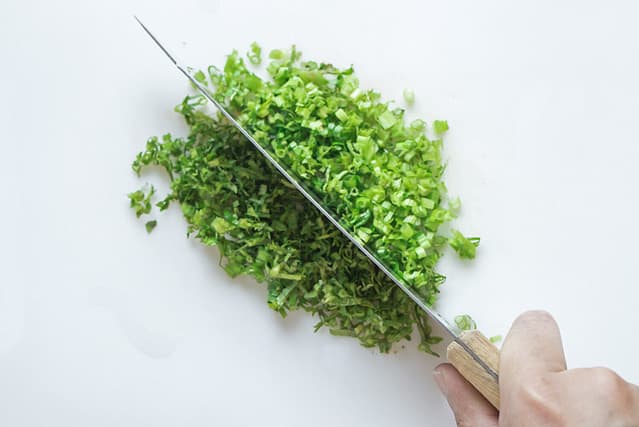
[378,110,398,129]
[247,42,262,65]
[489,335,502,344]
[145,220,157,233]
[403,88,415,105]
[454,314,477,331]
[449,230,480,259]
[194,70,207,84]
[128,185,155,218]
[129,44,480,355]
[433,120,449,135]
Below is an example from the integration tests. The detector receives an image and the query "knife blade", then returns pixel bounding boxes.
[134,16,500,403]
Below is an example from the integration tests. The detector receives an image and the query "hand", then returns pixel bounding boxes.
[433,310,639,426]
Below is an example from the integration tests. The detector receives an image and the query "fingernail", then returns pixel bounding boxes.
[433,369,448,396]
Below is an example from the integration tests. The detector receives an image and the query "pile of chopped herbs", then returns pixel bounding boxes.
[129,44,479,354]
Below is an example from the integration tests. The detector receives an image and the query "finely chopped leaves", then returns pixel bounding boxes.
[130,45,479,354]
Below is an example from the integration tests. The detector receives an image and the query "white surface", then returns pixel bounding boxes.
[2,0,639,425]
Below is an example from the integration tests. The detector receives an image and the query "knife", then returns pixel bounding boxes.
[134,16,501,409]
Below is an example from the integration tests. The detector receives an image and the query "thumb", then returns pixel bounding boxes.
[433,364,499,427]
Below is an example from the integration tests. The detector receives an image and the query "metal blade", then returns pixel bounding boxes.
[134,16,498,382]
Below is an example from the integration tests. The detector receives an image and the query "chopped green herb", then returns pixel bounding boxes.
[433,120,449,135]
[128,185,155,218]
[156,195,173,211]
[194,70,207,84]
[449,230,480,259]
[489,335,503,344]
[377,109,398,129]
[130,45,480,354]
[247,42,262,65]
[455,314,477,331]
[268,49,284,60]
[145,220,157,233]
[403,88,415,105]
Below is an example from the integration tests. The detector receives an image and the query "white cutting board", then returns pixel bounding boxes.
[1,0,638,426]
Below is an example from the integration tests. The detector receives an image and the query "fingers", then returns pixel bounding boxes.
[434,363,499,427]
[501,310,567,387]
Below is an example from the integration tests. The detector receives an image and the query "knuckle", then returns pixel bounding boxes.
[591,367,628,400]
[588,367,639,420]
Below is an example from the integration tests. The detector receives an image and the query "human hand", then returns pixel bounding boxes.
[433,311,639,426]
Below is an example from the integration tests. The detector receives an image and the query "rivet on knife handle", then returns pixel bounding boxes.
[447,331,501,409]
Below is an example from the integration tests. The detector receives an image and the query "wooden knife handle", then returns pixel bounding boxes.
[446,330,501,409]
